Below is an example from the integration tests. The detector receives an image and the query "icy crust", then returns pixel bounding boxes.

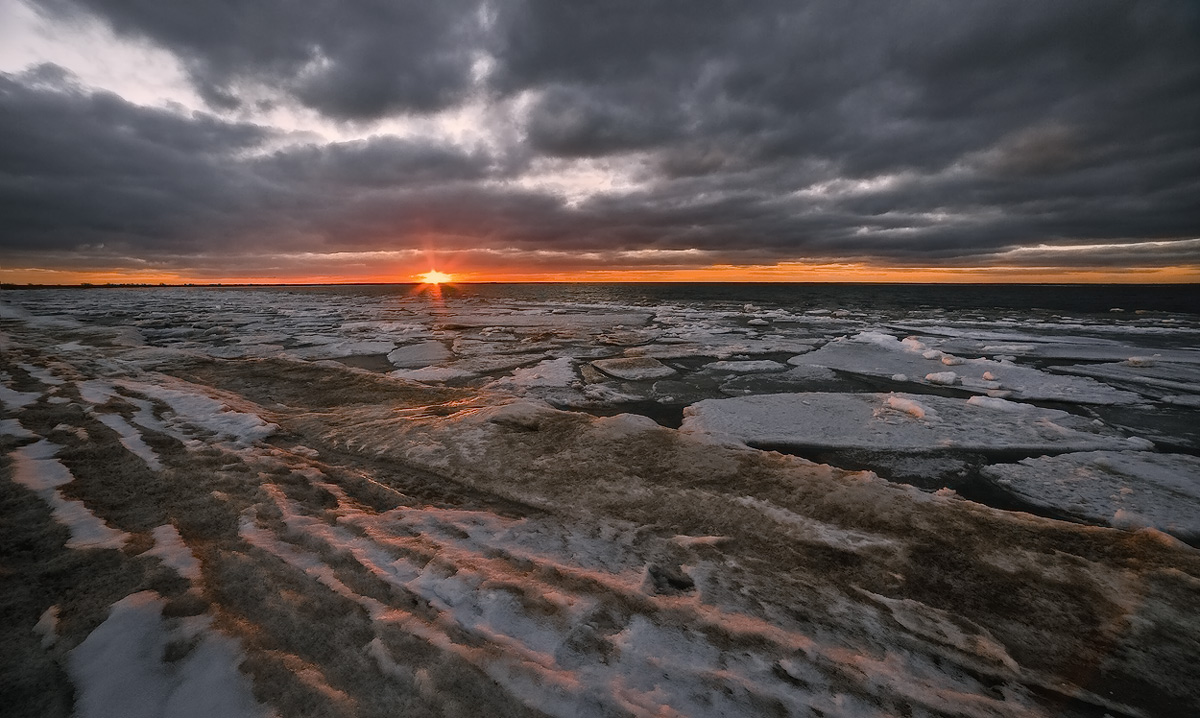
[302,380,1200,716]
[982,451,1200,541]
[5,291,1200,716]
[680,392,1149,453]
[792,331,1142,404]
[891,325,1200,364]
[69,592,267,718]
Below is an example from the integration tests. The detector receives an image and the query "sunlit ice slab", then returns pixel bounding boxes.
[791,331,1143,405]
[983,451,1200,542]
[681,392,1152,454]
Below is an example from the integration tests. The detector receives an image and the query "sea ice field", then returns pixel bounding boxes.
[2,283,1199,717]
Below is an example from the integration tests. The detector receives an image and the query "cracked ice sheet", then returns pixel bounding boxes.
[792,331,1142,405]
[1052,360,1200,396]
[982,451,1200,541]
[69,591,267,718]
[681,392,1151,454]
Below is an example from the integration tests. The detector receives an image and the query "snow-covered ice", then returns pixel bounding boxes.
[681,392,1150,453]
[982,451,1200,541]
[792,331,1143,404]
[591,356,677,380]
[69,592,266,718]
[3,287,1200,717]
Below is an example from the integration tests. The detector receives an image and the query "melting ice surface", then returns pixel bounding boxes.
[2,283,1200,717]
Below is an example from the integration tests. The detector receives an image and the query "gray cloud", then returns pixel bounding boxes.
[3,1,1200,275]
[38,0,488,118]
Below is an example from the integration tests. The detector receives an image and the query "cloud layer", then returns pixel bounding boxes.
[2,0,1199,279]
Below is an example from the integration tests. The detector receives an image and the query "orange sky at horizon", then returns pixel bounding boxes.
[2,261,1199,285]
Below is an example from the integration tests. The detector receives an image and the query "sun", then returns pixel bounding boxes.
[418,270,453,284]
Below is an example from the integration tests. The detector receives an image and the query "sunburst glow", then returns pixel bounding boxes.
[418,270,453,284]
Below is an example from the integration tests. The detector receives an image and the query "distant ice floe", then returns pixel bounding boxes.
[982,451,1200,541]
[1052,359,1200,397]
[591,356,677,380]
[893,325,1200,364]
[792,331,1142,404]
[701,359,787,373]
[488,357,579,390]
[681,392,1151,454]
[437,311,653,328]
[386,340,452,368]
[94,413,162,471]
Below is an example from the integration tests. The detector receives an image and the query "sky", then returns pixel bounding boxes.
[1,0,1198,284]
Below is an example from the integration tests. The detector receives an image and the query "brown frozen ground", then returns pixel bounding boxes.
[2,313,1199,718]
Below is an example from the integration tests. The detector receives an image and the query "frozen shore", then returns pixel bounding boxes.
[3,288,1199,717]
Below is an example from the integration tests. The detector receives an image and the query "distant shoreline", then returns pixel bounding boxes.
[4,281,1199,289]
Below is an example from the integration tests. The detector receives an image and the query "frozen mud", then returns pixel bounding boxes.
[3,289,1200,718]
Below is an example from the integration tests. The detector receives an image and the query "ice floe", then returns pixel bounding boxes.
[793,331,1143,404]
[682,392,1151,453]
[982,451,1200,541]
[702,359,787,373]
[591,356,677,380]
[386,340,452,368]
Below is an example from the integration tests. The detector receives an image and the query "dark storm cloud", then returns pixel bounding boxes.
[37,0,487,119]
[5,1,1200,271]
[0,65,275,252]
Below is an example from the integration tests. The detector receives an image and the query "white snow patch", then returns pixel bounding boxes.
[0,384,41,409]
[886,395,938,421]
[736,496,898,552]
[35,606,59,648]
[95,413,162,471]
[793,333,1141,405]
[76,380,117,405]
[10,440,129,549]
[17,362,66,385]
[145,525,202,583]
[1,418,36,438]
[924,371,959,385]
[491,358,579,388]
[69,591,267,718]
[114,380,276,444]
